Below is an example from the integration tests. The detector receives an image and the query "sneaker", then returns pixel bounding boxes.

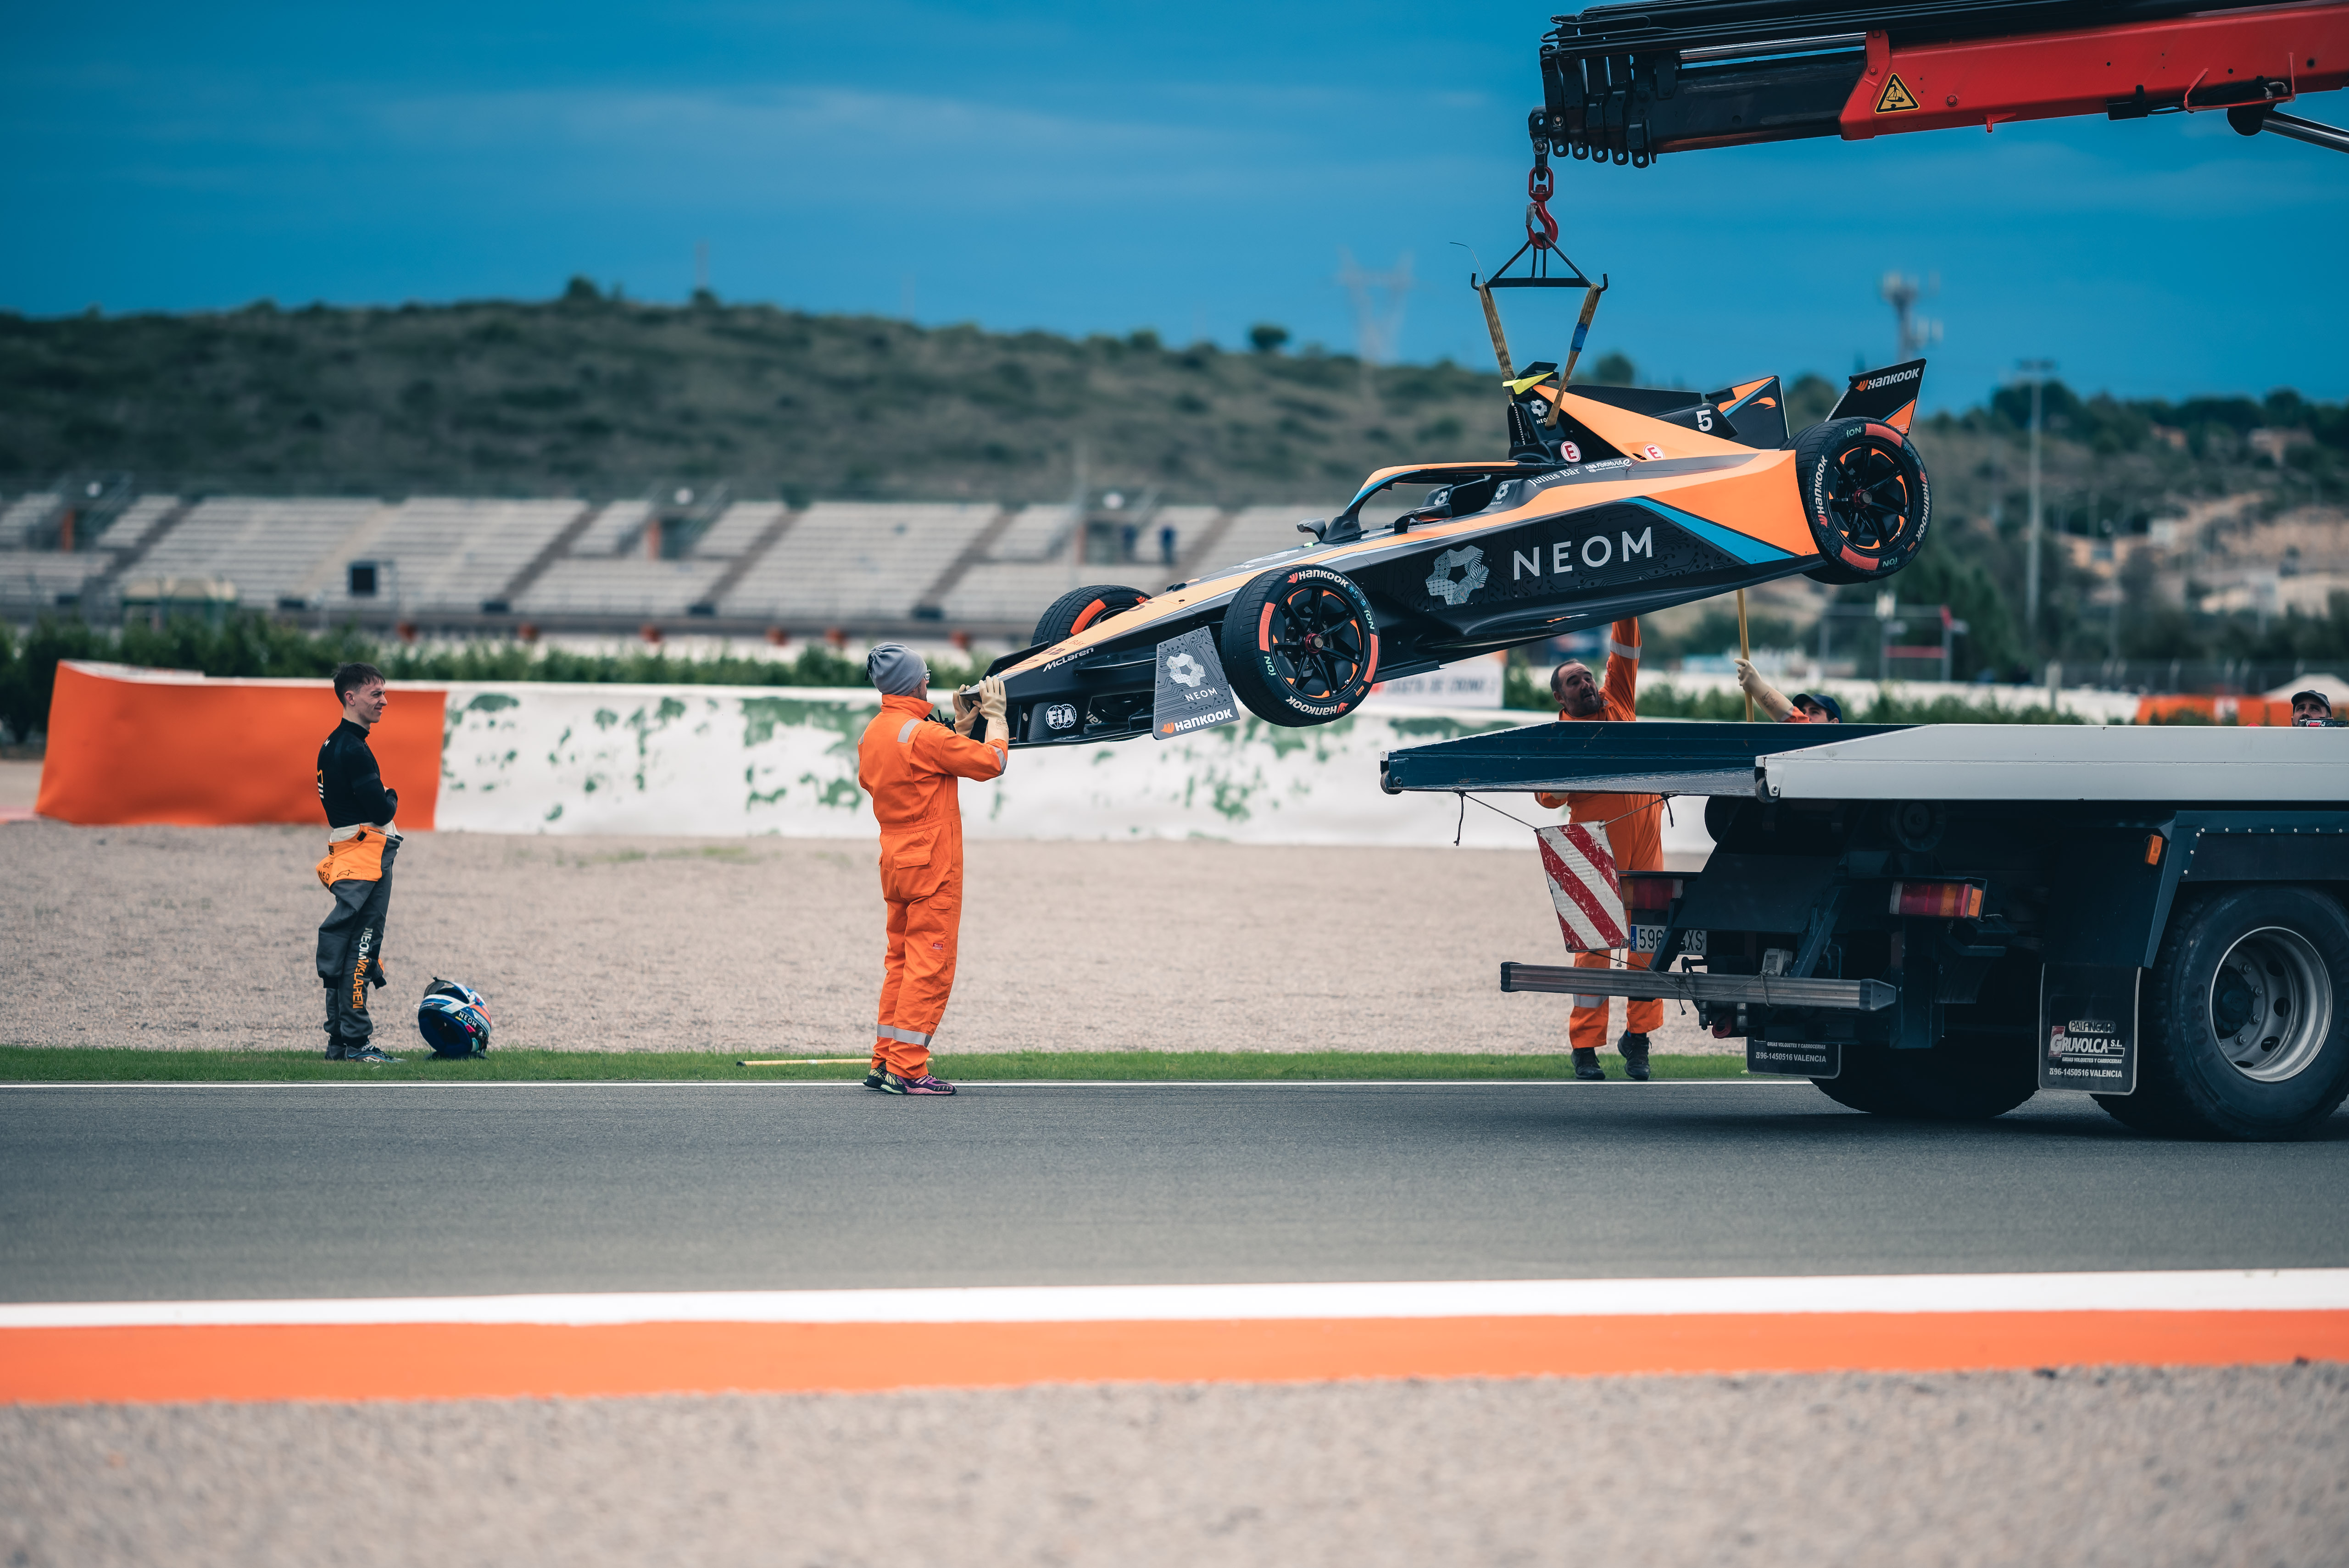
[1618,1031,1652,1082]
[879,1071,956,1096]
[864,1061,887,1091]
[347,1047,403,1064]
[1572,1047,1607,1081]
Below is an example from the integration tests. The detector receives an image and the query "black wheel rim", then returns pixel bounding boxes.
[1822,441,1914,559]
[1265,584,1367,700]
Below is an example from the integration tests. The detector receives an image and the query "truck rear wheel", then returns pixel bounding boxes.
[1814,1035,2037,1121]
[2094,886,2349,1141]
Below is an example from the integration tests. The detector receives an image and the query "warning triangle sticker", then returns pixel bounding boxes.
[1876,73,1920,113]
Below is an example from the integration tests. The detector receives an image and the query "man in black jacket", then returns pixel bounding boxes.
[316,662,404,1062]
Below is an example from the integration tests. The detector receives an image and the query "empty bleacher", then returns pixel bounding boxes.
[0,552,110,611]
[0,486,1344,633]
[690,500,787,558]
[717,502,1000,624]
[0,493,61,550]
[136,497,383,608]
[514,557,732,619]
[99,495,181,555]
[568,498,654,558]
[1201,506,1317,574]
[309,497,586,612]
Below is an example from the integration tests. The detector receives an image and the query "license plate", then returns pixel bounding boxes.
[1632,925,1704,955]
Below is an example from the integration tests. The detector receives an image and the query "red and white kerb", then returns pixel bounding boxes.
[1536,824,1626,952]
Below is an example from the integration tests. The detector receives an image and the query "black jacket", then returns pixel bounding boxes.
[317,720,399,828]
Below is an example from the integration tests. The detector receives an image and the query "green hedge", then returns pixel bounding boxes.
[0,614,990,740]
[1503,666,2083,725]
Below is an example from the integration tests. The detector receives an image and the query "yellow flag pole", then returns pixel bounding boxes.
[1737,589,1754,721]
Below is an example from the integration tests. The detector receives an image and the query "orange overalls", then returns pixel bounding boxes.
[857,694,1008,1077]
[1536,618,1666,1049]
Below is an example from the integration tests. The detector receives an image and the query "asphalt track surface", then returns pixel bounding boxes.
[6,1081,2346,1302]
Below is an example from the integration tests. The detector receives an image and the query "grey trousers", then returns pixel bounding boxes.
[317,842,396,1052]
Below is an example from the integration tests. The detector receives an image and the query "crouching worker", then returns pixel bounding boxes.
[1735,658,1842,724]
[857,645,1009,1096]
[316,662,403,1064]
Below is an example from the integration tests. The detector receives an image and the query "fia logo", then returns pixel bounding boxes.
[1045,702,1078,731]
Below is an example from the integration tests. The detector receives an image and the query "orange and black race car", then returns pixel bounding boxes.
[986,357,1930,746]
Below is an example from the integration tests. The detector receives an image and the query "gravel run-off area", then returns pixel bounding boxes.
[0,819,1729,1056]
[6,1365,2345,1567]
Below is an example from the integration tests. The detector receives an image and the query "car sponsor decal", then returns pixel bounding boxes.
[1150,628,1240,740]
[1425,546,1490,606]
[1375,499,1768,619]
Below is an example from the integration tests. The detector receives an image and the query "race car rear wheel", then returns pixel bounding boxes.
[1032,584,1148,648]
[1795,420,1929,584]
[1219,566,1380,727]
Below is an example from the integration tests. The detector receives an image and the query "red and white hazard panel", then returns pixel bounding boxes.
[1536,824,1625,952]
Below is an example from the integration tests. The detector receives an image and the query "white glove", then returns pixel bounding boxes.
[1735,657,1765,697]
[977,676,1008,726]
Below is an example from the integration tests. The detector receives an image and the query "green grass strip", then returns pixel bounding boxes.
[0,1046,1753,1083]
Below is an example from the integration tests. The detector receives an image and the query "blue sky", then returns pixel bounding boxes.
[6,1,2345,408]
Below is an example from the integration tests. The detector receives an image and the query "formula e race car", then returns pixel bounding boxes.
[986,355,1931,747]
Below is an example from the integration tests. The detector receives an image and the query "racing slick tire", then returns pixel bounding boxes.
[1218,565,1380,727]
[1794,419,1930,584]
[1813,1034,2037,1121]
[2094,887,2349,1141]
[1032,584,1149,647]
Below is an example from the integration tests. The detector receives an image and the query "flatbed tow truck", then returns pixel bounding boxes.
[1380,722,2349,1139]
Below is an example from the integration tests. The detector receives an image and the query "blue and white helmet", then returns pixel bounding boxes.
[418,978,492,1059]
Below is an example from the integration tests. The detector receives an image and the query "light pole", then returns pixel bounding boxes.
[2016,359,2055,660]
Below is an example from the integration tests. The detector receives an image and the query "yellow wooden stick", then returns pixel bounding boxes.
[1737,589,1754,722]
[1476,284,1515,382]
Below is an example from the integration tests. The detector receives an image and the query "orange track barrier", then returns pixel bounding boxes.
[6,1312,2343,1405]
[34,662,445,829]
[2134,694,2294,727]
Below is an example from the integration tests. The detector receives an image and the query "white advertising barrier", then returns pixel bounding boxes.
[435,682,1718,855]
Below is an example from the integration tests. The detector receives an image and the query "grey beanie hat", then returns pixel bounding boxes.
[866,642,928,697]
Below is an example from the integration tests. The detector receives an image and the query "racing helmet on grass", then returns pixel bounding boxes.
[417,979,492,1058]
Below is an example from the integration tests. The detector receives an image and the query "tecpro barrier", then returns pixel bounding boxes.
[38,662,1705,851]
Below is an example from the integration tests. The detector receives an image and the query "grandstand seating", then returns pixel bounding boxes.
[0,487,1344,630]
[690,500,786,558]
[0,493,61,550]
[514,557,732,618]
[569,498,653,557]
[100,495,180,554]
[1202,505,1318,573]
[136,497,383,608]
[0,552,110,610]
[717,502,1000,623]
[309,497,586,612]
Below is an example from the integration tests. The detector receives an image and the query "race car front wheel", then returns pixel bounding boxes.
[1795,420,1930,584]
[1032,584,1148,648]
[1219,566,1380,727]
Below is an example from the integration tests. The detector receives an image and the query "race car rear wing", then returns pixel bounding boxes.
[1535,0,2349,165]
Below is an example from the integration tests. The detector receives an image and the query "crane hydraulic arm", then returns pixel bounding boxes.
[1536,0,2349,165]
